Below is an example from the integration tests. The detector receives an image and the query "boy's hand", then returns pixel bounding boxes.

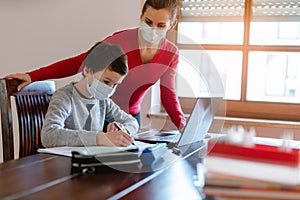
[107,122,128,133]
[106,122,119,132]
[96,131,135,147]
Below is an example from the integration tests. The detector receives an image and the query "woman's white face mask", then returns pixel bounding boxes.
[86,77,115,100]
[139,21,168,44]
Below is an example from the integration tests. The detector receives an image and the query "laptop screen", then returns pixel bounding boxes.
[177,97,222,147]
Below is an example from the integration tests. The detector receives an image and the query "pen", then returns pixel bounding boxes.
[114,122,135,145]
[114,122,124,132]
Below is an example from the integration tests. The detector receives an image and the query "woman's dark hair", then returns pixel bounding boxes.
[82,42,128,76]
[141,0,178,22]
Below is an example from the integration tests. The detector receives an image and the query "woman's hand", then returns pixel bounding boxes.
[4,73,32,91]
[96,131,134,147]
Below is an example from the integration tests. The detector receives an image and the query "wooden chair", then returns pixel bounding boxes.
[0,78,55,161]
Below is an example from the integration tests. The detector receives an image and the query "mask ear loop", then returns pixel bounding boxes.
[85,69,94,96]
[85,70,93,87]
[85,75,92,98]
[86,75,90,87]
[88,70,97,87]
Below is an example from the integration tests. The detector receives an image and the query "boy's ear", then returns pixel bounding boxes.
[83,66,91,76]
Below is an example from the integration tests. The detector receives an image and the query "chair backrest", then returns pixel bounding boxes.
[0,78,55,161]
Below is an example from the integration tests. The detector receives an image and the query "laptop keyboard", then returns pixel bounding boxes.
[156,135,180,141]
[134,129,180,143]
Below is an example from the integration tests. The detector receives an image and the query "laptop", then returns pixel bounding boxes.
[133,97,222,148]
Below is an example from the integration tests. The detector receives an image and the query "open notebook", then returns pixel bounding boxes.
[37,141,155,157]
[133,97,222,147]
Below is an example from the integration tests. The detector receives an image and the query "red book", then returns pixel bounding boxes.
[207,140,300,166]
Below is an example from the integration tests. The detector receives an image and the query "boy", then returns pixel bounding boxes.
[41,42,138,147]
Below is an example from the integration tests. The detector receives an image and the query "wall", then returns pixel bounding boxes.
[0,0,142,85]
[0,0,142,162]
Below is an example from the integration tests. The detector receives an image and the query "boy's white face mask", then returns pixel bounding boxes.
[86,77,115,100]
[139,21,168,44]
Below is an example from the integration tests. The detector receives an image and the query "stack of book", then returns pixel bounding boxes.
[202,137,300,199]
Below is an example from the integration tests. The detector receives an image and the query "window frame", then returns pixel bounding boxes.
[174,0,300,121]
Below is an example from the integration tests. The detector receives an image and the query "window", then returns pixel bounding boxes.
[247,51,300,103]
[176,0,300,121]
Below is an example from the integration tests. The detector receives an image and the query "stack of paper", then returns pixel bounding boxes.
[38,141,155,157]
[202,137,300,199]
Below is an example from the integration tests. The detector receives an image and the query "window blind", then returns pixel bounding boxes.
[180,0,245,22]
[180,0,300,22]
[252,0,300,21]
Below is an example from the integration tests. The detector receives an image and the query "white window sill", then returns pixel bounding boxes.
[147,112,300,140]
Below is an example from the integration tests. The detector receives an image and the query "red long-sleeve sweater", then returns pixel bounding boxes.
[28,28,186,129]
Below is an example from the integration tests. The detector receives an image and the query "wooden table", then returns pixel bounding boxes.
[0,142,205,200]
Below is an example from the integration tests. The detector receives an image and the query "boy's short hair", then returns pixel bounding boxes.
[82,42,128,75]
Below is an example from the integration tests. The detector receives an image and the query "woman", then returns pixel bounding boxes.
[6,0,186,130]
